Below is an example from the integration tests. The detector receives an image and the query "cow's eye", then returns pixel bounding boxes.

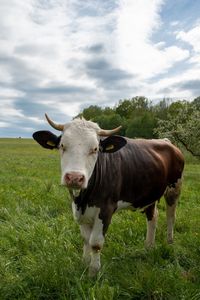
[60,143,66,151]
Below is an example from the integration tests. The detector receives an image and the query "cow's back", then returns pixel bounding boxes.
[118,138,184,207]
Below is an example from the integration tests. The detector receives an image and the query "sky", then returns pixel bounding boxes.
[0,0,200,137]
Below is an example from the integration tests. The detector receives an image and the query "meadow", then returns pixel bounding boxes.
[0,138,200,300]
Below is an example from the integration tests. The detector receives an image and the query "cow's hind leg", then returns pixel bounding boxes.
[164,179,182,244]
[144,202,158,247]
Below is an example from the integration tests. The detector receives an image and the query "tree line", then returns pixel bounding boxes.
[77,96,200,158]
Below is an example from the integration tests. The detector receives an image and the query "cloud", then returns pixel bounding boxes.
[0,87,24,99]
[0,121,11,128]
[176,23,200,55]
[0,0,200,137]
[178,79,200,92]
[152,22,200,98]
[87,44,105,54]
[113,0,189,79]
[154,65,200,99]
[85,58,133,88]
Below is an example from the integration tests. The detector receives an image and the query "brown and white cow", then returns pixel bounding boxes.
[33,114,184,277]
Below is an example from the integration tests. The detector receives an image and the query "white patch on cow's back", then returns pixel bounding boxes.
[72,202,100,225]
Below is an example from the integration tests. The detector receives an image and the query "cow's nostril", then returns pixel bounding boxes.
[64,172,85,187]
[78,175,84,183]
[65,173,73,184]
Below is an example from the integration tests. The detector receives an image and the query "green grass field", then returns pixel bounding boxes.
[0,138,200,300]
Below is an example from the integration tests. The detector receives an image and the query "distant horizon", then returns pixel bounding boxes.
[0,137,32,139]
[0,94,199,138]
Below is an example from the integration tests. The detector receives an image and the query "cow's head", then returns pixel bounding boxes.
[33,114,126,190]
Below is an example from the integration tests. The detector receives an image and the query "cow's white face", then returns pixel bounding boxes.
[59,119,100,189]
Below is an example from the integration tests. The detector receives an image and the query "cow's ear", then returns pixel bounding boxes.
[32,131,61,149]
[100,135,127,153]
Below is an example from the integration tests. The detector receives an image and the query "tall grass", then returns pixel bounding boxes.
[0,138,200,299]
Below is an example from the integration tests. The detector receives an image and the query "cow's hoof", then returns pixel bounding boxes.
[145,241,155,248]
[167,238,174,244]
[88,266,100,278]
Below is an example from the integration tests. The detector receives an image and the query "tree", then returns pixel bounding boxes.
[153,98,171,120]
[126,112,156,138]
[155,101,200,158]
[116,99,135,118]
[116,96,150,119]
[79,105,103,120]
[192,96,200,110]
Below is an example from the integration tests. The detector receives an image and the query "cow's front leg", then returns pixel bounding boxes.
[80,224,92,265]
[88,209,113,277]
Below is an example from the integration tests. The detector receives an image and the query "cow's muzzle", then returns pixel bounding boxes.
[64,172,85,189]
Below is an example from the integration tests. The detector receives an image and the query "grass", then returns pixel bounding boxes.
[0,138,200,299]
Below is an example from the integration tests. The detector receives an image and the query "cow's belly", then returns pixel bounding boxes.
[116,200,134,212]
[72,202,100,225]
[116,200,156,212]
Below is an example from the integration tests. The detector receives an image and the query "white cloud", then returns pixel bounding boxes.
[0,88,24,98]
[0,0,75,86]
[0,100,23,118]
[0,0,190,94]
[26,116,44,124]
[152,22,200,99]
[170,21,180,27]
[114,0,189,79]
[189,54,200,65]
[176,23,200,53]
[162,45,189,64]
[0,121,11,128]
[56,102,81,118]
[41,98,81,118]
[152,66,200,99]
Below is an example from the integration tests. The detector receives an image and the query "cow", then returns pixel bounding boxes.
[33,114,184,277]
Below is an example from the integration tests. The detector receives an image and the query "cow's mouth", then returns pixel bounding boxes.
[67,187,81,198]
[72,189,81,197]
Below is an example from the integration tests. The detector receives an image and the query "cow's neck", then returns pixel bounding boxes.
[72,154,102,213]
[71,156,100,214]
